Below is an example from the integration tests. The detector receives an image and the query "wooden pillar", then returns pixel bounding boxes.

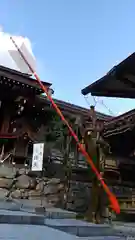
[84,130,101,223]
[84,106,106,223]
[0,107,10,133]
[63,134,72,209]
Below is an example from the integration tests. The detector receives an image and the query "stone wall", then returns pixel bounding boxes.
[0,164,91,212]
[0,164,134,213]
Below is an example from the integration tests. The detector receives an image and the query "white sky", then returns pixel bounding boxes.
[0,29,36,74]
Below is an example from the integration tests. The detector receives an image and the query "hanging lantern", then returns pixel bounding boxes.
[75,116,81,125]
[20,106,24,112]
[47,88,54,96]
[24,133,28,140]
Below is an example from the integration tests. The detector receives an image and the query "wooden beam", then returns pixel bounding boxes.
[91,89,135,98]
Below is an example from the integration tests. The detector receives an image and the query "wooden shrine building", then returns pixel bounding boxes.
[81,53,135,211]
[0,65,53,164]
[0,65,109,169]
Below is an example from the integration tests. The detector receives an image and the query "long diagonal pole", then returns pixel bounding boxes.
[10,36,120,214]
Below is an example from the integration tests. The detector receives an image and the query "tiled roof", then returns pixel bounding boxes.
[38,96,111,120]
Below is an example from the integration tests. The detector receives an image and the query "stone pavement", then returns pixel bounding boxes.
[0,224,125,240]
[0,200,132,239]
[0,224,77,240]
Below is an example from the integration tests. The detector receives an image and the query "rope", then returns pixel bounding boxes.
[84,95,97,108]
[84,95,115,116]
[97,99,115,116]
[10,36,120,214]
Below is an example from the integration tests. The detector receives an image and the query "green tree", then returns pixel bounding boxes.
[45,112,77,207]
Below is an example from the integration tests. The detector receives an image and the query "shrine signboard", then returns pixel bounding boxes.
[31,143,44,171]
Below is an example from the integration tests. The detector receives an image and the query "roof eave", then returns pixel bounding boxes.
[0,65,52,89]
[81,52,135,98]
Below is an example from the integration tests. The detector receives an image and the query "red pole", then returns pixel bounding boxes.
[10,36,120,214]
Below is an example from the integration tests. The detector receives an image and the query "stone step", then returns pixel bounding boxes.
[79,237,125,240]
[0,208,130,238]
[45,218,119,237]
[0,200,77,219]
[0,213,44,225]
[79,238,124,240]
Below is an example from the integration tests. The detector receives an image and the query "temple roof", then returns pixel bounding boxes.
[37,96,111,120]
[103,108,135,138]
[0,65,52,94]
[81,53,135,98]
[103,109,135,157]
[0,65,111,121]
